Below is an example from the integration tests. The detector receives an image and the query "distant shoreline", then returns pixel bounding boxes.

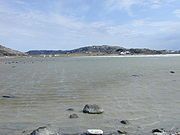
[1,44,180,57]
[1,54,180,59]
[79,54,180,58]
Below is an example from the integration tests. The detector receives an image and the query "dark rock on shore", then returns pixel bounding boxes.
[83,104,104,114]
[69,114,79,119]
[120,120,129,125]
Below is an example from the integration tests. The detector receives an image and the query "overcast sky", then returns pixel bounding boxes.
[0,0,180,51]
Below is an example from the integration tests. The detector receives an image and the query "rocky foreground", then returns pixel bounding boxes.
[24,126,180,135]
[1,88,179,135]
[18,105,179,135]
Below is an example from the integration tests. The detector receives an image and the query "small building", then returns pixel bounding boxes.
[120,51,130,55]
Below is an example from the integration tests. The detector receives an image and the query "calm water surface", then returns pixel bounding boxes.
[0,56,179,135]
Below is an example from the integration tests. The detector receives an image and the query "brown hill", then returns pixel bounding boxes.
[0,45,26,56]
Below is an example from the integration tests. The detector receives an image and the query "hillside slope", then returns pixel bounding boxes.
[0,45,26,56]
[27,45,179,55]
[27,45,125,55]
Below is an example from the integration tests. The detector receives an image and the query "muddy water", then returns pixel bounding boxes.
[0,56,179,135]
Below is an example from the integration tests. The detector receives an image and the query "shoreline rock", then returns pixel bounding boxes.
[26,126,179,135]
[83,104,104,114]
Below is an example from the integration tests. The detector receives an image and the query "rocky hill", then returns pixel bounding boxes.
[27,45,180,56]
[0,45,26,56]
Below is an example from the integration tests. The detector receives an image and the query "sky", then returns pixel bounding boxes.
[0,0,180,51]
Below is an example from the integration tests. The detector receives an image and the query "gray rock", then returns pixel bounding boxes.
[83,104,104,114]
[30,126,58,135]
[69,114,79,119]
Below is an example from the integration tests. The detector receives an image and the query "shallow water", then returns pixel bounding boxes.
[0,56,180,135]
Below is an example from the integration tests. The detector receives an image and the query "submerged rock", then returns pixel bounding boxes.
[83,104,104,114]
[117,130,127,134]
[131,74,140,77]
[30,126,59,135]
[69,114,79,119]
[170,71,175,74]
[120,120,129,125]
[67,108,74,111]
[2,95,15,98]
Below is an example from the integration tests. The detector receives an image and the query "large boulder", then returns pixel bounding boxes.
[30,126,58,135]
[83,104,104,114]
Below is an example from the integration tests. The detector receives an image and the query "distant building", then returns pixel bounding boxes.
[54,54,60,57]
[120,51,130,55]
